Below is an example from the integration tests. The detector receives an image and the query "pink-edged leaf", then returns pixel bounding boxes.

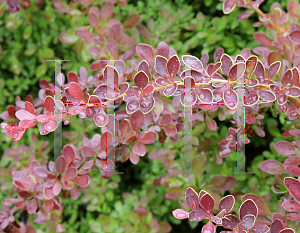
[100,3,114,20]
[241,194,272,216]
[123,13,141,28]
[251,225,270,233]
[44,96,55,113]
[52,181,62,196]
[172,209,189,219]
[182,55,203,71]
[138,60,151,79]
[223,0,236,14]
[219,195,235,213]
[62,167,77,181]
[254,33,273,48]
[126,99,140,114]
[222,217,234,230]
[142,85,154,96]
[206,115,217,131]
[274,141,295,156]
[198,88,213,104]
[138,132,157,144]
[103,65,119,88]
[284,177,300,201]
[134,71,149,89]
[189,210,208,222]
[229,62,245,81]
[130,151,140,164]
[268,61,281,79]
[69,82,83,101]
[202,220,216,233]
[223,89,238,109]
[136,43,155,68]
[75,175,90,187]
[258,160,285,174]
[259,90,276,102]
[282,200,300,212]
[55,156,67,174]
[94,111,108,127]
[130,110,145,132]
[132,142,147,157]
[155,55,168,77]
[284,87,300,97]
[245,56,258,77]
[240,199,258,220]
[164,83,177,96]
[270,219,284,233]
[289,30,300,44]
[238,214,255,230]
[157,41,169,58]
[185,187,199,211]
[280,229,295,233]
[199,193,215,211]
[221,54,233,76]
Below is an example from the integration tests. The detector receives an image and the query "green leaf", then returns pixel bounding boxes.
[36,64,47,78]
[11,57,21,75]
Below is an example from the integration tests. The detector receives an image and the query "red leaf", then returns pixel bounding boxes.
[155,55,168,77]
[157,41,169,58]
[206,115,217,131]
[213,48,224,63]
[238,214,255,230]
[88,12,98,29]
[282,200,300,212]
[138,132,157,144]
[221,54,233,76]
[132,142,147,157]
[254,33,273,48]
[123,13,141,28]
[241,194,272,216]
[223,89,238,109]
[167,55,180,78]
[130,110,145,132]
[69,82,83,101]
[100,3,114,20]
[44,96,55,113]
[289,30,300,44]
[136,43,155,68]
[258,160,285,174]
[274,141,295,156]
[189,210,208,222]
[130,151,140,164]
[239,199,258,220]
[199,193,215,211]
[106,39,118,58]
[134,71,149,89]
[103,65,119,88]
[185,187,199,211]
[75,175,90,187]
[238,11,254,21]
[268,61,281,79]
[219,195,235,213]
[228,62,245,81]
[284,177,300,202]
[270,219,284,233]
[55,156,67,174]
[25,102,35,115]
[62,167,77,181]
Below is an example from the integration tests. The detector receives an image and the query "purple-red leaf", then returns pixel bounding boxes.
[289,30,300,44]
[274,141,295,156]
[185,187,199,211]
[69,82,83,101]
[284,177,300,202]
[136,43,155,68]
[241,194,272,216]
[258,160,285,174]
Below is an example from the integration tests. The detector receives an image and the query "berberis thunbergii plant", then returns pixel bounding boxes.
[1,0,300,232]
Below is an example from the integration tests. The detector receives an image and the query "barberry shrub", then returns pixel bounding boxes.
[1,0,300,232]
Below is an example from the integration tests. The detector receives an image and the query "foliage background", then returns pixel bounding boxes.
[0,0,291,232]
